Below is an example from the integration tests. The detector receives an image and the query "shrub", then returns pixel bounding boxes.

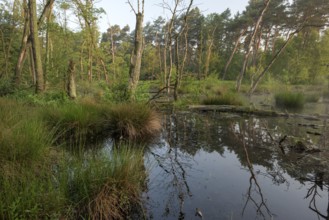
[275,92,305,109]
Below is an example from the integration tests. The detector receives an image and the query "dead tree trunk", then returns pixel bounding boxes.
[127,0,145,100]
[204,26,217,78]
[173,0,194,101]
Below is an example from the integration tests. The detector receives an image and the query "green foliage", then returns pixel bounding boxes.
[0,80,15,96]
[275,92,305,109]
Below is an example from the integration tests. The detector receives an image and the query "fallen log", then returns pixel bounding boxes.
[188,105,329,121]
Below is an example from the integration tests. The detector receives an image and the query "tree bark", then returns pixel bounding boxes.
[29,0,44,93]
[13,0,29,87]
[128,0,145,100]
[222,29,246,80]
[14,0,54,89]
[173,0,194,101]
[44,1,54,89]
[204,27,217,78]
[67,60,77,99]
[165,1,179,94]
[236,0,271,92]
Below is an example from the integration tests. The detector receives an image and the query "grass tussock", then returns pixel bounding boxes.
[275,92,305,109]
[65,146,146,220]
[0,98,65,219]
[202,93,243,106]
[42,103,112,147]
[107,103,162,142]
[0,99,51,163]
[0,98,150,219]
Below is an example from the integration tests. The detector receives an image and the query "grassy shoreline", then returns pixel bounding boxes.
[0,97,160,219]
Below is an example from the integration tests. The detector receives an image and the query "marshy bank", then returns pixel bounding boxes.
[0,98,161,219]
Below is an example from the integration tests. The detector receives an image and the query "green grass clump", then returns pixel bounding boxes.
[202,93,243,106]
[275,92,305,109]
[107,103,161,142]
[64,146,146,219]
[0,99,51,163]
[42,103,111,147]
[0,98,65,219]
[0,98,153,219]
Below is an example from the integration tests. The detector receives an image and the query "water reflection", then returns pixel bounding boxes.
[144,112,329,219]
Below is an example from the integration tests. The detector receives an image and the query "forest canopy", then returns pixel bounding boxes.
[0,0,329,97]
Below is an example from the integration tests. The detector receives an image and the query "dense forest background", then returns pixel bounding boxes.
[0,0,329,99]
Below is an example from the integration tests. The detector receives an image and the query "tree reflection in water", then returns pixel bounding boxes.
[146,113,193,219]
[144,112,329,219]
[304,172,329,220]
[232,122,273,219]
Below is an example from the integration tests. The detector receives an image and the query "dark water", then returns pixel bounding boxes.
[143,111,329,220]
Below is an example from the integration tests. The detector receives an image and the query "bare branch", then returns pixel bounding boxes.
[127,0,137,15]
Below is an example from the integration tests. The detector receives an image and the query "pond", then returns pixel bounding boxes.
[143,111,329,220]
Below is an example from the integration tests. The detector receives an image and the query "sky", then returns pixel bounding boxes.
[94,0,250,33]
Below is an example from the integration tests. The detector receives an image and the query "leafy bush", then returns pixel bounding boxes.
[275,92,305,109]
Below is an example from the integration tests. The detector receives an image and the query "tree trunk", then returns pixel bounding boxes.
[14,0,54,88]
[222,29,246,80]
[197,31,203,79]
[29,0,44,93]
[249,29,300,94]
[204,27,217,78]
[100,58,109,83]
[164,2,179,94]
[44,1,54,89]
[67,60,77,99]
[128,12,144,99]
[236,0,271,92]
[173,0,193,101]
[163,32,167,87]
[13,0,29,87]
